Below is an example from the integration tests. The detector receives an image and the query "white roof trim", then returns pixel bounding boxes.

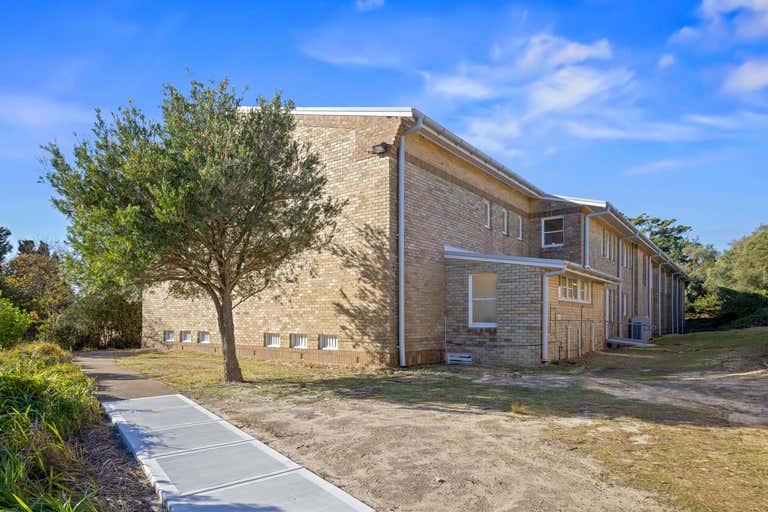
[444,246,620,283]
[293,107,415,117]
[444,245,564,269]
[551,194,608,208]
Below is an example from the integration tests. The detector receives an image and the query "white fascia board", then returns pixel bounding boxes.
[564,263,620,284]
[550,194,608,208]
[444,245,565,269]
[292,107,415,117]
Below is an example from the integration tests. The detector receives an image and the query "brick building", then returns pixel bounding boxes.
[143,107,689,367]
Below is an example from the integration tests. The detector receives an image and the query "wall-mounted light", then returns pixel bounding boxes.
[369,142,390,154]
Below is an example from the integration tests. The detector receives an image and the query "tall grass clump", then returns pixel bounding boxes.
[0,342,100,511]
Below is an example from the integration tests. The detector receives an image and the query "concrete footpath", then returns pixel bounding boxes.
[76,352,374,512]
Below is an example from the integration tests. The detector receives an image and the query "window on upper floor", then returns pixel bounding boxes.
[502,209,509,236]
[484,200,492,230]
[469,273,497,328]
[518,215,523,240]
[559,276,592,303]
[541,216,564,248]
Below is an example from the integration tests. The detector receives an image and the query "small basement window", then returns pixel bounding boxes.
[559,276,592,303]
[484,200,492,229]
[469,273,497,328]
[290,333,308,349]
[265,333,280,348]
[180,330,192,343]
[319,334,339,350]
[541,216,564,247]
[198,331,210,343]
[163,330,175,343]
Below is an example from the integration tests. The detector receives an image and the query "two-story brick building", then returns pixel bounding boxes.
[143,107,689,367]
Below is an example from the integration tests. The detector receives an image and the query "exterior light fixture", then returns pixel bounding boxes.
[369,142,390,154]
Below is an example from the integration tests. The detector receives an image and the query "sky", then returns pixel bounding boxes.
[1,0,767,251]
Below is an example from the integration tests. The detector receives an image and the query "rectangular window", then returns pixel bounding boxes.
[484,200,492,229]
[518,215,523,240]
[469,273,497,328]
[601,228,606,258]
[198,331,210,343]
[290,333,308,349]
[623,243,629,268]
[623,293,628,317]
[180,330,192,343]
[558,276,592,303]
[265,333,280,347]
[502,209,509,236]
[163,330,175,343]
[319,334,339,350]
[541,216,564,248]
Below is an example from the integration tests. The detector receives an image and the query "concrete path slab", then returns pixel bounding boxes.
[102,393,374,511]
[75,351,174,400]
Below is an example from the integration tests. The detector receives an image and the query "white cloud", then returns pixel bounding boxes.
[424,73,495,99]
[657,53,676,70]
[355,0,384,12]
[526,66,633,116]
[563,120,700,141]
[624,158,691,176]
[517,34,612,70]
[0,94,92,129]
[723,58,768,93]
[671,0,768,46]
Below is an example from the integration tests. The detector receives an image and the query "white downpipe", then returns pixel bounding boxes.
[583,209,611,268]
[541,268,566,362]
[397,115,424,367]
[657,262,662,336]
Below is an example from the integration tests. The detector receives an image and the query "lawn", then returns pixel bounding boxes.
[118,328,768,512]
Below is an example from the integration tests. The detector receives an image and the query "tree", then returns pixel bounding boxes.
[2,241,73,335]
[0,227,11,264]
[708,225,768,295]
[0,292,32,349]
[43,79,343,382]
[631,213,692,264]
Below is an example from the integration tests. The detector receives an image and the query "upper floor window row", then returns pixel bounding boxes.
[483,200,524,240]
[601,228,616,262]
[541,216,564,248]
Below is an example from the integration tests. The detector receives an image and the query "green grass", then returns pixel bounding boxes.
[0,342,100,511]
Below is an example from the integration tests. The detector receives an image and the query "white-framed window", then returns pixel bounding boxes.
[484,200,492,229]
[163,330,175,343]
[265,333,280,348]
[518,215,523,240]
[469,273,497,328]
[558,276,592,303]
[541,216,564,248]
[623,243,629,267]
[290,333,308,349]
[180,330,192,343]
[502,209,509,236]
[622,293,628,317]
[319,334,339,350]
[198,331,210,343]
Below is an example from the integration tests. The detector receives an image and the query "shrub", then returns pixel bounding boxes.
[0,342,100,510]
[0,295,31,349]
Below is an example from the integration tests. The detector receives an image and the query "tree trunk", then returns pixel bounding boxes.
[217,293,243,382]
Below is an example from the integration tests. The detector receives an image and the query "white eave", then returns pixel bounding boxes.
[444,246,620,284]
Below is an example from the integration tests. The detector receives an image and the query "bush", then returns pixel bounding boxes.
[49,293,140,351]
[0,342,100,511]
[0,295,31,349]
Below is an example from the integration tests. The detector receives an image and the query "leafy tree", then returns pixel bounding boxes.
[631,214,692,264]
[51,291,141,350]
[708,225,768,295]
[2,241,73,334]
[0,227,11,264]
[0,292,32,348]
[43,79,343,382]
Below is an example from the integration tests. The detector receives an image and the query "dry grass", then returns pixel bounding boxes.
[117,327,768,511]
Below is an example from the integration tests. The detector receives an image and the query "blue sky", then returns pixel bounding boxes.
[1,0,767,251]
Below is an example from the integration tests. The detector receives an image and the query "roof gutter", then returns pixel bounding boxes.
[397,115,424,367]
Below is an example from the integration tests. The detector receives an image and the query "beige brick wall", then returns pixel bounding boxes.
[401,134,535,363]
[445,260,543,366]
[546,275,606,362]
[142,114,404,365]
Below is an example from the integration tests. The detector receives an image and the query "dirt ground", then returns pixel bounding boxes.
[117,327,768,512]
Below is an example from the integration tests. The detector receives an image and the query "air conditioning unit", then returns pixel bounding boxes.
[630,316,651,342]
